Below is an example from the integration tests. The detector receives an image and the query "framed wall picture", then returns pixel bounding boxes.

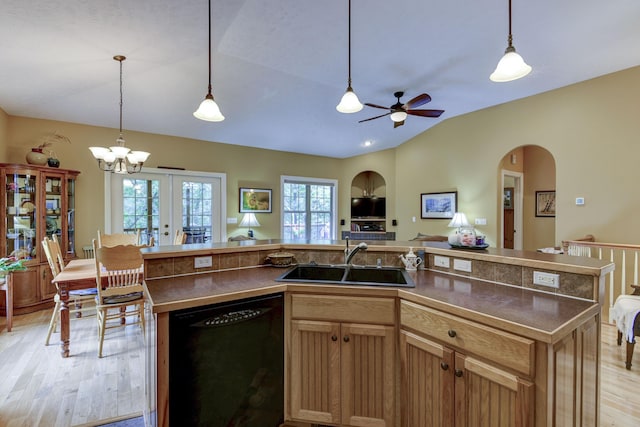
[535,190,556,217]
[420,191,457,219]
[239,188,272,213]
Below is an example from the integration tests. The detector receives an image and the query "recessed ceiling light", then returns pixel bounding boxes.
[363,140,372,147]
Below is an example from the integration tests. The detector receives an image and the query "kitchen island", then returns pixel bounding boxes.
[142,240,613,427]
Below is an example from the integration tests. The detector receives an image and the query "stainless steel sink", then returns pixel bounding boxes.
[275,264,415,288]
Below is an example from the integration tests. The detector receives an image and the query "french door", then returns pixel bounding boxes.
[107,168,226,245]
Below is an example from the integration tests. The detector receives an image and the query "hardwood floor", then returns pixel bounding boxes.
[0,311,638,426]
[0,309,144,427]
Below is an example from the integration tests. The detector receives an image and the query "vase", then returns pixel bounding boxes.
[26,148,48,165]
[47,157,60,168]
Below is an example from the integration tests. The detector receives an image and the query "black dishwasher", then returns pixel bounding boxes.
[169,293,284,427]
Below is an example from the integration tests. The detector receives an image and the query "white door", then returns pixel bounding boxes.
[108,168,226,245]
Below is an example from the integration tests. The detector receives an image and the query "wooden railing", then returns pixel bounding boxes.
[562,235,640,323]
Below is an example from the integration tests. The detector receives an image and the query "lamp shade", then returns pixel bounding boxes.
[239,213,260,228]
[390,110,407,123]
[336,88,363,113]
[490,48,532,82]
[193,95,225,122]
[448,212,470,228]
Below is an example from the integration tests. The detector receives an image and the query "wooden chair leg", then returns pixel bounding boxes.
[626,339,635,370]
[45,300,61,346]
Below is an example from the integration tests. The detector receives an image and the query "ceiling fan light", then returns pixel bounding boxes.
[336,88,363,113]
[390,110,407,122]
[194,95,225,122]
[490,48,532,82]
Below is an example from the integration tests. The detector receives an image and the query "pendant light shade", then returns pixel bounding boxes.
[336,0,363,113]
[88,55,150,174]
[194,0,225,121]
[490,0,531,82]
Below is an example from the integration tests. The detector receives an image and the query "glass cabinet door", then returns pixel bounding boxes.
[43,174,64,246]
[5,172,38,260]
[66,176,76,256]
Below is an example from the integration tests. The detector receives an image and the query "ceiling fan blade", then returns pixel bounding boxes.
[364,103,391,110]
[404,93,432,109]
[358,112,391,123]
[393,120,405,128]
[406,109,445,118]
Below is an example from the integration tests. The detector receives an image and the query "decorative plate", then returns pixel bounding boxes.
[449,243,489,250]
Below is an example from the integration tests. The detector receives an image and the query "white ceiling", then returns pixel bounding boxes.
[1,0,639,159]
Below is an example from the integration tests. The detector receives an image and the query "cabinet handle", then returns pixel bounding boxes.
[455,369,463,377]
[343,335,350,343]
[448,329,457,338]
[440,362,449,371]
[331,335,338,342]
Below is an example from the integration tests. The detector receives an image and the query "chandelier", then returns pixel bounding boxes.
[89,55,150,174]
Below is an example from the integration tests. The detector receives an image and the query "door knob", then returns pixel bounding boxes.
[331,335,338,342]
[343,336,350,342]
[455,369,463,377]
[440,362,449,371]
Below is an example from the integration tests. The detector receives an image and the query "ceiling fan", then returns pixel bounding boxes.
[359,91,444,128]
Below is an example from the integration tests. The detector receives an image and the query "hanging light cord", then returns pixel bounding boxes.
[347,0,353,89]
[207,0,213,96]
[119,58,124,135]
[507,0,514,49]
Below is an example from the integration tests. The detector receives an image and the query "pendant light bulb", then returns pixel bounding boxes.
[336,0,363,114]
[194,93,225,122]
[490,0,531,82]
[490,46,532,82]
[194,0,224,122]
[337,87,363,113]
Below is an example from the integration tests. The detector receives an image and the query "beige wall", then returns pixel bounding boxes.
[2,65,640,251]
[3,117,344,251]
[393,65,640,247]
[522,146,556,249]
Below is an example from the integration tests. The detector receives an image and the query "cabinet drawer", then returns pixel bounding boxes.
[401,300,534,376]
[291,294,395,325]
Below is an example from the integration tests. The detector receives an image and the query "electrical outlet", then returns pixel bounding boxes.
[194,256,213,268]
[434,255,450,268]
[474,218,487,225]
[533,271,560,288]
[453,259,472,273]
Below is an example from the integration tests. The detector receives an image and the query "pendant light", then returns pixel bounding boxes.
[336,0,363,113]
[193,0,225,121]
[89,55,150,174]
[490,0,532,82]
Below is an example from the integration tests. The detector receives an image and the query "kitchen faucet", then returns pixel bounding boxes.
[344,237,368,265]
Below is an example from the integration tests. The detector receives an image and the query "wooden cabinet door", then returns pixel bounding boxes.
[40,264,57,300]
[400,330,454,427]
[290,319,341,424]
[454,353,534,427]
[341,323,395,427]
[12,268,40,307]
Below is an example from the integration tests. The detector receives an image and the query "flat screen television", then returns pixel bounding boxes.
[351,197,386,218]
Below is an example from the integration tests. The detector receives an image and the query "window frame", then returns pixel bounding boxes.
[280,175,338,240]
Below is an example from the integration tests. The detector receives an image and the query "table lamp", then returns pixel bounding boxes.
[240,213,260,238]
[448,212,475,246]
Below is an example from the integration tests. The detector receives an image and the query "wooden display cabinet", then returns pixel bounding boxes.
[1,163,80,315]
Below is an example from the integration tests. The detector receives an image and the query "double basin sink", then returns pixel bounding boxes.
[275,264,415,288]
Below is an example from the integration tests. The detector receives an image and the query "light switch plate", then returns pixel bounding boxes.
[453,259,472,273]
[194,256,213,268]
[434,255,450,268]
[533,271,560,288]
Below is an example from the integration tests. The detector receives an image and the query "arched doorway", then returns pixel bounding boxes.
[499,146,556,251]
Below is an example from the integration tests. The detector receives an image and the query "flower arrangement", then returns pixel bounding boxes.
[0,256,27,277]
[37,131,71,150]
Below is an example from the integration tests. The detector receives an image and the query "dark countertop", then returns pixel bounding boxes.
[145,266,598,344]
